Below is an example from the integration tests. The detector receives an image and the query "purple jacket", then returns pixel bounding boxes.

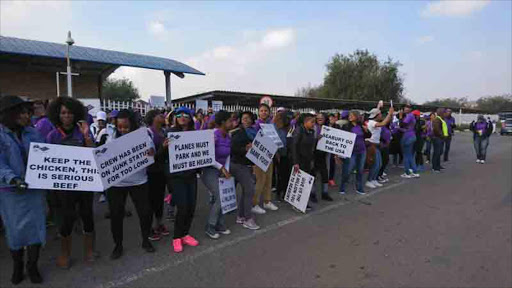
[253,118,272,132]
[214,129,231,167]
[444,116,456,136]
[34,116,55,140]
[351,125,366,154]
[380,126,391,148]
[401,113,416,139]
[46,126,89,147]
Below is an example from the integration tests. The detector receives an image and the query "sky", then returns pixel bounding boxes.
[1,0,511,103]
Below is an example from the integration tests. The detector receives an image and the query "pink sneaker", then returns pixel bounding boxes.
[173,238,183,253]
[181,235,199,247]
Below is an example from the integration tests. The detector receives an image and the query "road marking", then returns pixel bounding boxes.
[98,180,407,288]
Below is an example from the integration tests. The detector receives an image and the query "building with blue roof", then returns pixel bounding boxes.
[0,35,204,103]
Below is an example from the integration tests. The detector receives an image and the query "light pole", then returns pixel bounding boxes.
[66,31,75,97]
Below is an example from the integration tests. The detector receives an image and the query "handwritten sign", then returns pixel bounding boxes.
[25,143,103,192]
[316,126,356,158]
[260,123,284,148]
[168,130,215,173]
[195,100,208,113]
[212,101,223,112]
[285,168,315,213]
[246,130,278,172]
[219,177,237,214]
[93,128,154,189]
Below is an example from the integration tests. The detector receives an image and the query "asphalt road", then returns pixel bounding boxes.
[1,132,511,288]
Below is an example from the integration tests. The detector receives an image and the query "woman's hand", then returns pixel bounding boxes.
[293,164,300,174]
[245,143,252,151]
[221,167,231,179]
[78,121,90,137]
[147,148,155,157]
[163,138,170,148]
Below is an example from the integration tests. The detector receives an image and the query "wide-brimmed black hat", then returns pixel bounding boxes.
[0,95,32,112]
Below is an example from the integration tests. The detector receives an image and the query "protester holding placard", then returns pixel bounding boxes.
[145,110,170,241]
[274,111,292,202]
[0,96,45,285]
[103,109,156,260]
[312,113,333,202]
[46,97,98,268]
[230,111,260,230]
[159,107,201,252]
[252,104,279,214]
[339,111,371,195]
[291,112,317,211]
[201,110,233,239]
[327,113,341,187]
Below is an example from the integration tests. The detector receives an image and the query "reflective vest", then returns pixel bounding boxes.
[437,116,449,137]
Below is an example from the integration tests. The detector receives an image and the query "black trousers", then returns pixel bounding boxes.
[107,183,152,245]
[444,137,452,161]
[415,137,425,166]
[147,171,166,222]
[328,154,336,181]
[313,151,329,184]
[58,192,94,237]
[379,147,390,177]
[276,155,292,199]
[167,177,197,239]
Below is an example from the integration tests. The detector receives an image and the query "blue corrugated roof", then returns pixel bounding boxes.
[0,36,204,75]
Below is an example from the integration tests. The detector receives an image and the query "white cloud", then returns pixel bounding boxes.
[146,20,169,41]
[416,35,435,45]
[0,1,72,42]
[261,29,296,49]
[422,0,490,17]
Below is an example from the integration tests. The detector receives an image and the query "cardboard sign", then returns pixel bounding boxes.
[259,123,284,148]
[212,101,223,112]
[284,168,315,213]
[93,128,154,188]
[168,130,215,173]
[219,177,237,214]
[316,126,356,158]
[246,130,278,172]
[195,100,208,113]
[25,143,103,192]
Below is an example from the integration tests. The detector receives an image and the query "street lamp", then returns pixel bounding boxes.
[66,31,74,97]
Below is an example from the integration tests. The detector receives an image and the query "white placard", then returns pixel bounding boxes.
[285,168,315,213]
[25,143,103,192]
[93,128,154,188]
[260,123,284,148]
[168,130,215,173]
[212,101,223,112]
[195,100,208,113]
[219,177,237,214]
[246,130,278,172]
[316,126,357,158]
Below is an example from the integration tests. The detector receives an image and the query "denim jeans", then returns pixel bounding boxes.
[339,152,366,193]
[201,167,226,230]
[230,163,256,220]
[473,136,489,160]
[444,137,452,161]
[401,136,417,174]
[368,147,382,182]
[432,138,444,171]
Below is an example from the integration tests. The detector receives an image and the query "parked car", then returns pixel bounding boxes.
[499,112,512,135]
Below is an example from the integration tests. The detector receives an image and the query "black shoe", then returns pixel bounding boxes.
[110,244,123,260]
[306,205,313,211]
[440,166,446,170]
[27,245,42,284]
[321,194,333,202]
[10,249,24,285]
[310,195,318,203]
[142,241,155,253]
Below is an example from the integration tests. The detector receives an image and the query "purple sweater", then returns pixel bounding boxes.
[46,126,87,147]
[34,116,55,140]
[401,113,416,139]
[214,128,231,167]
[351,125,366,154]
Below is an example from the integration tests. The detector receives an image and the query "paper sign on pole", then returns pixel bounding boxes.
[316,126,356,158]
[168,130,215,173]
[93,128,154,188]
[219,177,237,214]
[284,168,315,213]
[25,143,103,192]
[260,123,284,148]
[246,130,278,172]
[195,100,208,113]
[212,101,223,112]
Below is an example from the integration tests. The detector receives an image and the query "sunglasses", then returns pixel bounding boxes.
[176,113,190,119]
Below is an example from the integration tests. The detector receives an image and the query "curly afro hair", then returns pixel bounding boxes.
[47,97,86,127]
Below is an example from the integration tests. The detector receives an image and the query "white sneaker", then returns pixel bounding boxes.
[476,159,480,163]
[251,205,266,214]
[480,160,485,164]
[401,173,412,179]
[372,180,383,187]
[382,172,387,177]
[365,181,376,189]
[410,173,420,178]
[242,218,260,230]
[263,202,279,211]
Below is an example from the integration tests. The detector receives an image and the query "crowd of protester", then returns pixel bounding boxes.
[0,94,496,285]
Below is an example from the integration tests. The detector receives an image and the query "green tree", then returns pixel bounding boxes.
[297,50,405,102]
[476,95,512,113]
[102,78,140,101]
[422,97,468,108]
